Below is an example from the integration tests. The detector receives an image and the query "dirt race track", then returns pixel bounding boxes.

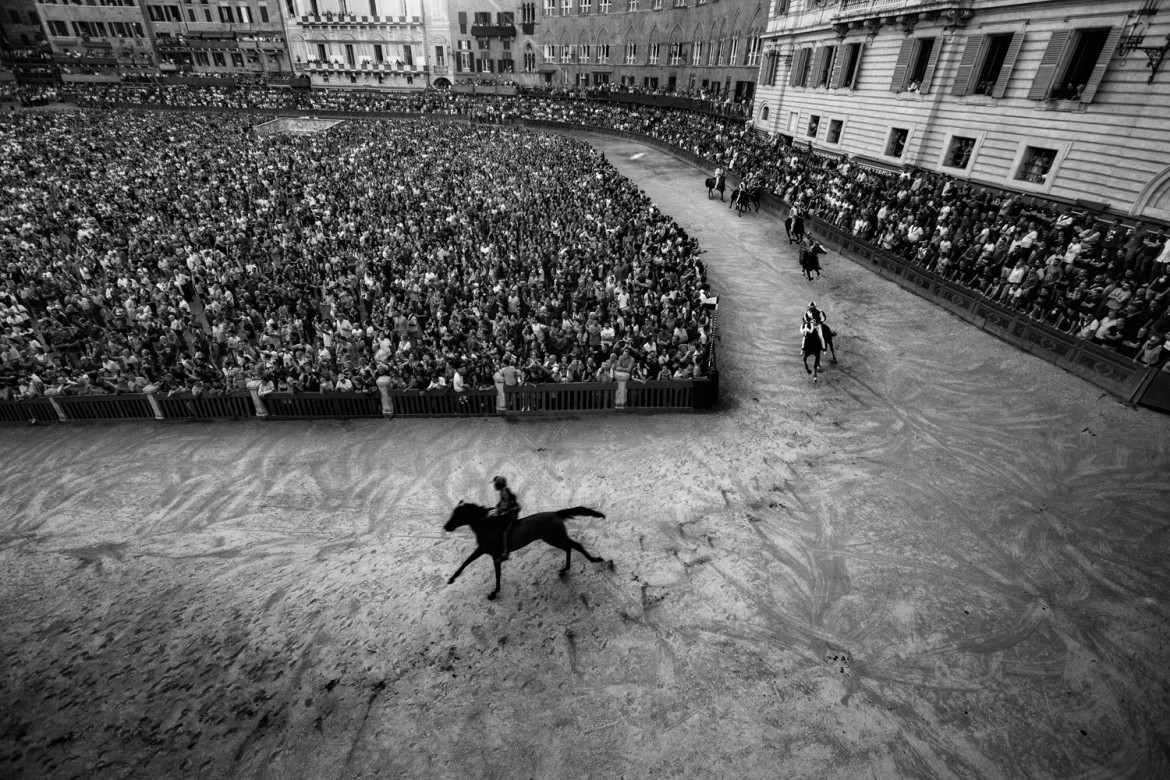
[2,133,1169,780]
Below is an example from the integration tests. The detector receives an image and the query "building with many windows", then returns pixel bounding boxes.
[446,0,544,86]
[538,0,766,99]
[753,0,1170,220]
[32,0,155,72]
[283,0,449,87]
[1,0,45,49]
[143,1,290,76]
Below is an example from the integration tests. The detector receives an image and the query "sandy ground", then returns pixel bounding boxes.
[2,133,1169,780]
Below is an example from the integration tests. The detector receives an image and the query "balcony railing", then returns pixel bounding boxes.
[832,0,967,22]
[470,24,516,38]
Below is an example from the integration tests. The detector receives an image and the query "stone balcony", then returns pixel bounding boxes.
[828,0,973,27]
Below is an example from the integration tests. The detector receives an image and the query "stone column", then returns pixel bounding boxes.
[142,384,166,421]
[246,379,269,419]
[46,395,68,423]
[614,371,630,410]
[376,375,395,418]
[494,372,507,415]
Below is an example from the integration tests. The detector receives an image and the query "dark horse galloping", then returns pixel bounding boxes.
[730,186,762,215]
[801,323,837,382]
[443,502,609,599]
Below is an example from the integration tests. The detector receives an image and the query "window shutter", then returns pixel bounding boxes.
[849,43,864,89]
[788,48,803,87]
[890,38,915,92]
[1027,30,1071,100]
[920,38,942,92]
[991,32,1023,98]
[1078,26,1121,104]
[810,47,826,88]
[829,44,846,88]
[951,35,983,96]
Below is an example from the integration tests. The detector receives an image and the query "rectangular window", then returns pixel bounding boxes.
[403,46,413,66]
[581,44,591,62]
[598,43,609,63]
[886,127,908,157]
[369,0,377,15]
[188,8,196,21]
[652,0,662,8]
[498,11,514,24]
[458,12,466,33]
[827,119,843,144]
[807,115,819,138]
[218,5,232,22]
[259,4,269,22]
[692,42,703,66]
[746,37,761,67]
[580,0,590,13]
[599,0,609,12]
[524,52,535,71]
[213,51,226,66]
[316,43,327,62]
[1016,146,1057,183]
[477,38,489,50]
[669,42,681,65]
[835,42,862,89]
[474,11,490,24]
[764,51,779,86]
[624,43,637,65]
[815,46,836,88]
[891,37,940,93]
[48,19,69,36]
[148,5,164,21]
[974,34,1013,95]
[237,4,251,23]
[953,33,1022,98]
[792,48,810,87]
[434,46,444,66]
[544,0,555,14]
[729,37,739,64]
[166,5,181,21]
[649,43,659,65]
[628,0,637,9]
[344,44,354,66]
[1029,28,1119,102]
[374,44,384,62]
[195,51,210,65]
[945,136,976,168]
[562,0,571,15]
[231,52,244,67]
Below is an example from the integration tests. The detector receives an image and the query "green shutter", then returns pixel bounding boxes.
[951,35,983,96]
[890,37,914,92]
[1027,30,1071,101]
[920,37,942,92]
[991,32,1024,98]
[1078,26,1121,103]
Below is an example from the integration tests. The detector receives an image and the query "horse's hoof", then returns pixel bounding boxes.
[558,569,569,578]
[447,577,456,585]
[488,592,498,601]
[805,367,812,375]
[607,560,616,571]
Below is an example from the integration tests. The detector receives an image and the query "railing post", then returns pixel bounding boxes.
[246,379,270,419]
[142,384,166,421]
[376,375,394,418]
[494,371,507,415]
[46,395,68,423]
[614,372,629,410]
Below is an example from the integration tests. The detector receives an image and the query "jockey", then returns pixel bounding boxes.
[489,475,521,561]
[803,301,827,328]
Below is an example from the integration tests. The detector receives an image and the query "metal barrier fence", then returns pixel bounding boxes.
[807,216,1168,409]
[1,377,713,425]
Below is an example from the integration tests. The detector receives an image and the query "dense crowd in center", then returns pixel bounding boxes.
[0,110,714,400]
[2,81,1169,402]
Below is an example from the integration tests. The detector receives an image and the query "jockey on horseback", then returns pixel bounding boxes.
[490,475,521,561]
[802,301,836,361]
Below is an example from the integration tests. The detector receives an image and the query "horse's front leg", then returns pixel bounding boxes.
[447,548,485,585]
[803,354,812,375]
[488,557,502,600]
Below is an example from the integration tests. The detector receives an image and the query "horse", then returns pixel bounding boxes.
[799,241,825,281]
[443,502,610,600]
[801,323,836,381]
[730,186,762,215]
[704,176,717,199]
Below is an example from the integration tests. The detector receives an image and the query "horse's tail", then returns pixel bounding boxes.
[557,506,606,520]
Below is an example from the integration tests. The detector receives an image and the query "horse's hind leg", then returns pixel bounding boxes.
[488,557,502,600]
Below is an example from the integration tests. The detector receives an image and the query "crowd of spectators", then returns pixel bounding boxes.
[0,109,714,401]
[2,80,1169,405]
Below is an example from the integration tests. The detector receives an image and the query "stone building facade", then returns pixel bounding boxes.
[752,0,1170,220]
[537,0,768,100]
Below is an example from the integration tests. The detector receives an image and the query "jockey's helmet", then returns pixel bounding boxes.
[493,476,508,489]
